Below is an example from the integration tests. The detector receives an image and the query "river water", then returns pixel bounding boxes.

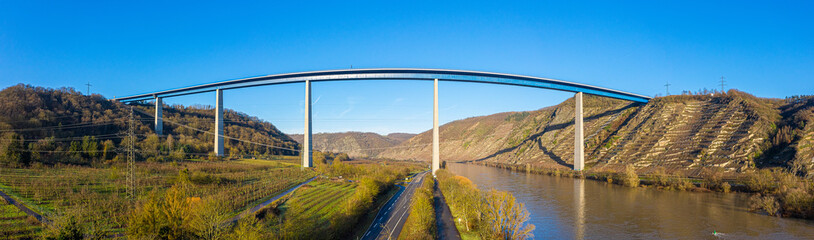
[447,163,814,239]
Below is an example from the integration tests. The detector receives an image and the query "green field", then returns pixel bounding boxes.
[0,159,314,236]
[0,199,41,239]
[280,179,357,231]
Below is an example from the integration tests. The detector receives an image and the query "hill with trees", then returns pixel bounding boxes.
[0,84,300,167]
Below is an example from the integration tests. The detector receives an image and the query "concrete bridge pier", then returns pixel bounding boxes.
[215,89,224,157]
[574,92,584,171]
[303,80,313,168]
[432,78,440,176]
[154,97,163,135]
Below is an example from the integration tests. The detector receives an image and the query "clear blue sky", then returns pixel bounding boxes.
[1,1,812,134]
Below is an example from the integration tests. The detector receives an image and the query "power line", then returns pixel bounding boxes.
[0,134,124,142]
[85,81,92,95]
[131,106,302,152]
[127,106,136,200]
[0,121,119,132]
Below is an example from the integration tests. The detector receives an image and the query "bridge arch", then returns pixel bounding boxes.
[115,69,651,175]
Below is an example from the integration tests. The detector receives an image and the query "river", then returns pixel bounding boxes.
[447,163,814,239]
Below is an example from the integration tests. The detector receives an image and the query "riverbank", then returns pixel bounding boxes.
[463,161,814,220]
[447,162,814,239]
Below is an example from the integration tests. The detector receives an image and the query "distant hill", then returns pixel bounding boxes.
[386,133,417,143]
[378,90,814,177]
[0,84,299,167]
[288,132,415,158]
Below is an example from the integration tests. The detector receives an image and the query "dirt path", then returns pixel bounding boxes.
[224,176,317,224]
[0,189,47,224]
[434,180,462,240]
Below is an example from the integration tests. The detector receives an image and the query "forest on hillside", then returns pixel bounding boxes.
[0,84,300,167]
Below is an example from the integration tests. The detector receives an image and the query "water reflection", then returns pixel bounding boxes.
[447,163,814,239]
[574,178,584,240]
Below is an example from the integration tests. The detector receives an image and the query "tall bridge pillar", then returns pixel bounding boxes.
[303,80,313,168]
[574,92,584,171]
[432,78,440,176]
[215,89,224,157]
[154,97,163,135]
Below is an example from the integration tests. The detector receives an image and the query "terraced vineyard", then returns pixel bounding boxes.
[281,179,357,231]
[0,159,315,235]
[0,199,40,239]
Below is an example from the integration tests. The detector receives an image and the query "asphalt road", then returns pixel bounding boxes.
[362,171,428,240]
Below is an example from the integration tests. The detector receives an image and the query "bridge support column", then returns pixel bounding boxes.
[574,92,584,171]
[303,80,313,168]
[154,97,163,135]
[432,78,440,176]
[215,89,224,157]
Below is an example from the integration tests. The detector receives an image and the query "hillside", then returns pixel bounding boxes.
[379,90,814,177]
[288,132,415,158]
[0,84,299,167]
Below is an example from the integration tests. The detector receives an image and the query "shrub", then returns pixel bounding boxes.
[720,182,732,193]
[742,169,777,194]
[701,168,731,192]
[671,177,694,191]
[651,167,669,187]
[749,194,780,216]
[127,184,198,239]
[44,215,84,240]
[227,217,264,240]
[780,188,814,219]
[615,165,639,187]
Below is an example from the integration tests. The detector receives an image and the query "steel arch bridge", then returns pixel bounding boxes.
[115,68,651,175]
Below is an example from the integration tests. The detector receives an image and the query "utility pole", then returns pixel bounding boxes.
[720,76,726,94]
[127,106,136,200]
[85,82,92,95]
[664,81,671,96]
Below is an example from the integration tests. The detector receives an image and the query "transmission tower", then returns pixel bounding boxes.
[664,81,671,96]
[720,76,726,94]
[127,105,136,200]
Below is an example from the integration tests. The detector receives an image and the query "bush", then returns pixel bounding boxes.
[43,215,85,240]
[720,182,732,193]
[701,168,731,192]
[651,167,669,187]
[780,188,814,219]
[127,184,198,239]
[742,169,779,194]
[615,165,639,187]
[750,194,780,216]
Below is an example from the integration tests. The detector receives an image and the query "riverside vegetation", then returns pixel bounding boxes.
[434,169,535,240]
[474,161,814,220]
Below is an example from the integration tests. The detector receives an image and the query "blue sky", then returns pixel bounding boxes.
[1,1,812,134]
